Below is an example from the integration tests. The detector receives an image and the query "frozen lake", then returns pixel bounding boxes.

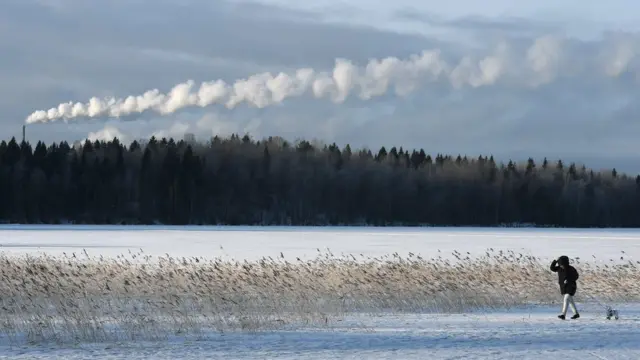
[1,225,639,263]
[3,305,640,359]
[1,225,639,359]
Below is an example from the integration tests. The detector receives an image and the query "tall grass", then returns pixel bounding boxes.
[0,248,638,344]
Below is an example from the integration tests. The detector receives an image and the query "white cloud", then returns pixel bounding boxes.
[151,122,191,141]
[5,0,640,172]
[25,33,640,124]
[86,125,129,144]
[525,35,563,86]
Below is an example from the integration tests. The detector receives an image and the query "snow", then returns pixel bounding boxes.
[1,225,639,359]
[3,306,640,359]
[1,225,639,263]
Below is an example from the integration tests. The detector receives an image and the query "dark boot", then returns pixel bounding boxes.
[571,313,580,319]
[558,314,565,320]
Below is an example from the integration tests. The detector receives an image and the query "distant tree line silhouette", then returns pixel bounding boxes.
[0,134,638,227]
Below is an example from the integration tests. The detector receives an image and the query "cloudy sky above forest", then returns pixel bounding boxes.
[4,0,640,172]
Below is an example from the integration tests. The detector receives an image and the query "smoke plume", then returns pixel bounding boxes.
[23,35,633,124]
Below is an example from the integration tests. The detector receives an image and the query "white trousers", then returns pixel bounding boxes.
[561,294,578,315]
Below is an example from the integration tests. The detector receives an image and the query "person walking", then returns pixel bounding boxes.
[550,255,580,320]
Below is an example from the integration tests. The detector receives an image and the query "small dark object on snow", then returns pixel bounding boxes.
[606,307,619,320]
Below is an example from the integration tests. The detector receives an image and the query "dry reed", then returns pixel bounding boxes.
[0,248,638,345]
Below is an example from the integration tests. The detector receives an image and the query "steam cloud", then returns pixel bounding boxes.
[24,35,634,124]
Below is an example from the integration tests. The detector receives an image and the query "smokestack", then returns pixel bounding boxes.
[22,125,25,143]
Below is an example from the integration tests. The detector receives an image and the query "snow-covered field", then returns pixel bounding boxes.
[1,225,640,359]
[1,225,639,263]
[4,306,640,359]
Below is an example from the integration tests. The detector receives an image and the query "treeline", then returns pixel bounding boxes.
[0,134,638,227]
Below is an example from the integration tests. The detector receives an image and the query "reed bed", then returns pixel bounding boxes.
[0,248,638,345]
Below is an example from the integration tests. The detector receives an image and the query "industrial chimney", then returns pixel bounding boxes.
[22,125,25,143]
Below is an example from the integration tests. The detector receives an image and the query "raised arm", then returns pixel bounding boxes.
[550,259,559,272]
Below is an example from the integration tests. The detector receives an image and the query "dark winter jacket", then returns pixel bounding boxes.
[550,256,579,296]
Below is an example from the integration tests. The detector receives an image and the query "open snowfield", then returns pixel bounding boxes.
[4,305,640,359]
[1,225,640,359]
[1,225,639,263]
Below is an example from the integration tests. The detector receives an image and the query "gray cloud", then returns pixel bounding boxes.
[4,0,640,173]
[393,8,560,35]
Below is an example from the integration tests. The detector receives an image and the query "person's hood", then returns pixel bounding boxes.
[558,255,569,266]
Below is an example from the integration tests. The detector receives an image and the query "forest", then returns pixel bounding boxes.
[0,134,638,227]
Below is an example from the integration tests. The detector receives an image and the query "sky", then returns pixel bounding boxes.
[5,0,640,173]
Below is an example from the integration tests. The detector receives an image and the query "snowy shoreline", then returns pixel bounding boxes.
[0,227,637,359]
